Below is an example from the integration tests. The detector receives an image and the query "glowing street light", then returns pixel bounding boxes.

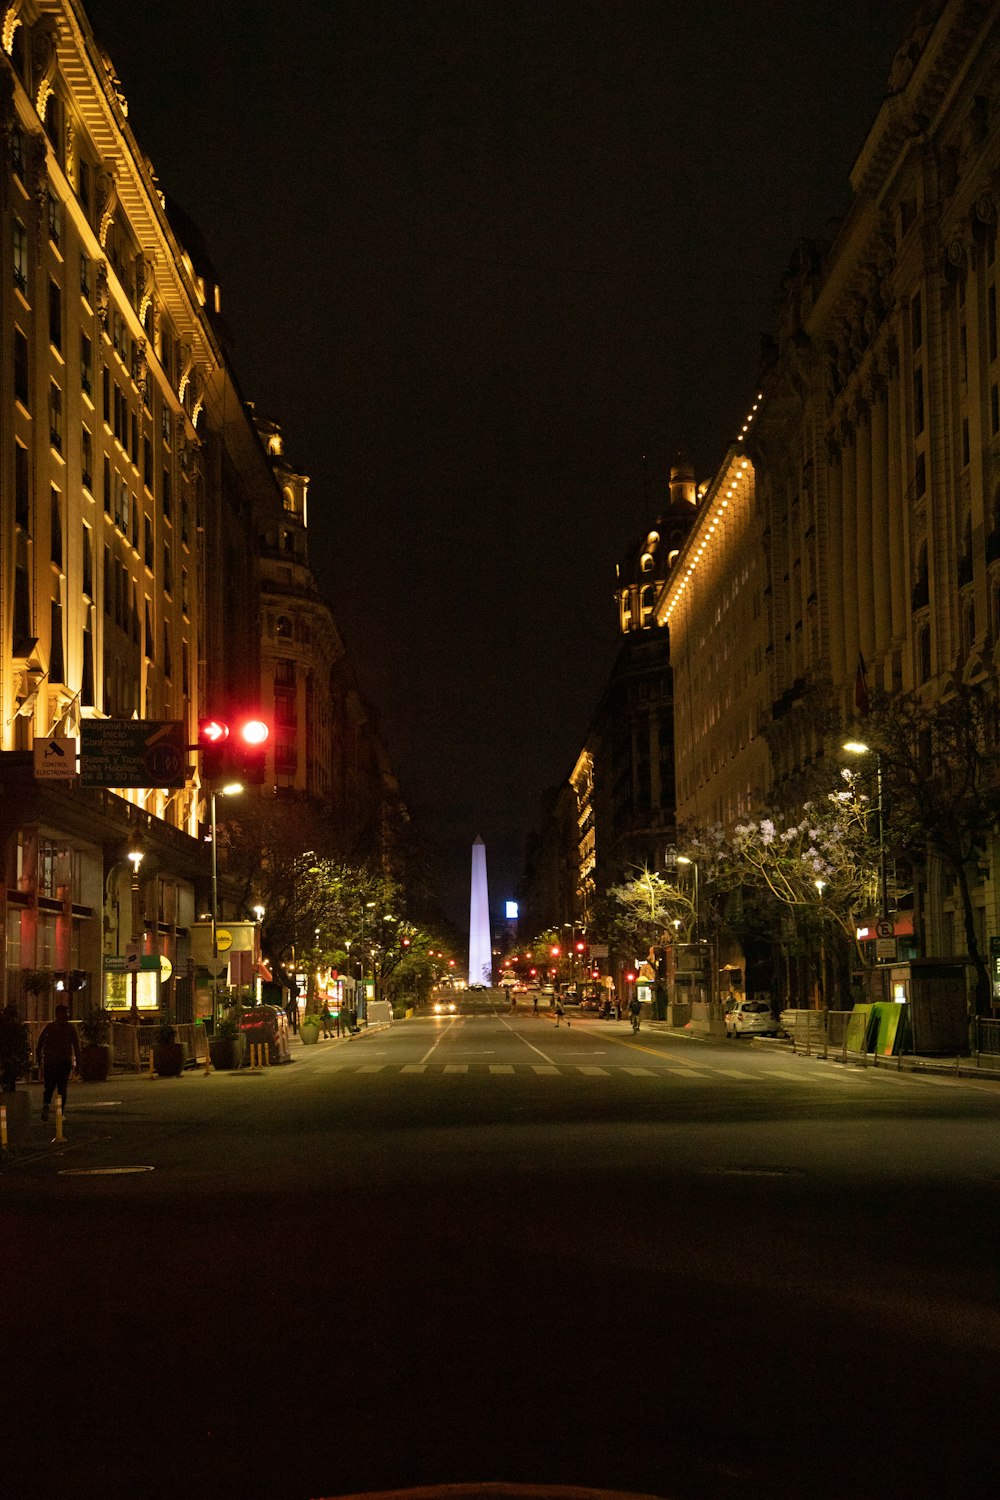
[843,739,890,923]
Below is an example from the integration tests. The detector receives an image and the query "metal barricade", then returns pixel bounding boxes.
[974,1016,1000,1062]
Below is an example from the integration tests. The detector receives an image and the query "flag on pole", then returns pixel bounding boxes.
[854,651,870,715]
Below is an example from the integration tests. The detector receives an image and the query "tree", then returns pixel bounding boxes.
[687,769,881,1005]
[865,683,1000,1016]
[605,867,694,951]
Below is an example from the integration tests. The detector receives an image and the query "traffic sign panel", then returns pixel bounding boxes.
[875,918,895,938]
[80,720,187,788]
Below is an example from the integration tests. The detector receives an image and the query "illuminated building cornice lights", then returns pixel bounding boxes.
[657,445,757,625]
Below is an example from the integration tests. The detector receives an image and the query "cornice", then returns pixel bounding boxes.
[33,0,220,379]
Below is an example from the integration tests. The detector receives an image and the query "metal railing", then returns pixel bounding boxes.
[787,1008,1000,1071]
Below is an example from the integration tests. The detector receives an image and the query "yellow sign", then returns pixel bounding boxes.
[159,955,173,981]
[215,928,233,952]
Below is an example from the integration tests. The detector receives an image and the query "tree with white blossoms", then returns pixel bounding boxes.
[689,768,881,974]
[604,865,697,953]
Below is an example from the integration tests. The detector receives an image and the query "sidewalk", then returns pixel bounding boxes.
[643,1016,1000,1081]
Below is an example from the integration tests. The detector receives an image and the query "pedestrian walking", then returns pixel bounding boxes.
[321,1002,334,1038]
[36,1003,81,1121]
[554,996,569,1028]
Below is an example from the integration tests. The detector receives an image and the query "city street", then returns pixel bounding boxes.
[5,1000,1000,1500]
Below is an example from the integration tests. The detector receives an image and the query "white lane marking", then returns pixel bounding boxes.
[660,1068,705,1080]
[622,1067,655,1076]
[489,1064,515,1074]
[577,1066,609,1076]
[532,1065,559,1075]
[443,1064,468,1074]
[356,1065,384,1073]
[715,1069,756,1080]
[500,1016,557,1066]
[419,1017,459,1064]
[400,1065,426,1073]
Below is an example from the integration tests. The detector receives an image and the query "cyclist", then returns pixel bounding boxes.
[628,994,641,1033]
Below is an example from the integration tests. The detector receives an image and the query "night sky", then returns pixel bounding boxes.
[85,0,917,924]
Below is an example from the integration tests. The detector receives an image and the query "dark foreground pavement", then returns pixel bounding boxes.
[4,1013,999,1500]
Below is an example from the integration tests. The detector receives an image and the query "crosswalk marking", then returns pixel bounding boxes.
[318,1060,966,1087]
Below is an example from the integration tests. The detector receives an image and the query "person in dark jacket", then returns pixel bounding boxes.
[36,1003,81,1121]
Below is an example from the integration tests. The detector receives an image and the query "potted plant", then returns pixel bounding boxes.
[0,1001,32,1148]
[299,1010,321,1045]
[152,1013,185,1077]
[209,1014,244,1071]
[79,1008,114,1082]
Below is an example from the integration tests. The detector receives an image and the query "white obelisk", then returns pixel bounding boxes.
[468,836,492,987]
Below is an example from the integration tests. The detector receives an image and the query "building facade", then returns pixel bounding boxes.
[656,0,1000,988]
[0,0,401,1020]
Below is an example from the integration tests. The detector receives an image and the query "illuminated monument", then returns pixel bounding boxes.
[468,837,493,987]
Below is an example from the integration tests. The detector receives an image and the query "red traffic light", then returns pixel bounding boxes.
[198,718,230,745]
[236,717,269,746]
[575,941,585,953]
[232,716,270,784]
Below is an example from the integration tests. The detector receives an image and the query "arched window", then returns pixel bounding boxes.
[917,621,931,682]
[275,614,292,640]
[640,553,654,573]
[912,542,929,611]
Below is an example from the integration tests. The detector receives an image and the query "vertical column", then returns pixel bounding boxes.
[886,352,907,654]
[855,402,876,666]
[871,381,892,659]
[824,443,845,685]
[841,426,860,700]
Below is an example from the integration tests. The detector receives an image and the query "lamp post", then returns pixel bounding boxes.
[210,781,244,1025]
[359,900,376,1020]
[127,848,143,1022]
[843,740,891,924]
[814,877,827,1007]
[676,856,699,940]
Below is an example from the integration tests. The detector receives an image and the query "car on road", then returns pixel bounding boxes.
[239,1003,292,1062]
[724,997,778,1038]
[432,998,458,1015]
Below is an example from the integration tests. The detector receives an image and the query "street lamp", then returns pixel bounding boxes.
[676,856,699,940]
[210,781,244,1025]
[127,847,143,1022]
[843,740,890,924]
[358,900,376,1020]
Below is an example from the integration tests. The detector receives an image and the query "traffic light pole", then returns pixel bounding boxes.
[210,788,220,1030]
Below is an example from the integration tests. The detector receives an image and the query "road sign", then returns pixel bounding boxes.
[125,941,141,972]
[33,737,78,779]
[875,918,895,938]
[80,720,187,788]
[876,937,897,961]
[214,928,233,952]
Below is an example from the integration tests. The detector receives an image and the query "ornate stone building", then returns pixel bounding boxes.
[521,457,699,935]
[657,0,1000,982]
[0,0,402,1017]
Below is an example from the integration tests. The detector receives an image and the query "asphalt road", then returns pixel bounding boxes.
[5,1000,999,1500]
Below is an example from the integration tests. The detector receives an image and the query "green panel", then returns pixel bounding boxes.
[846,1004,872,1051]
